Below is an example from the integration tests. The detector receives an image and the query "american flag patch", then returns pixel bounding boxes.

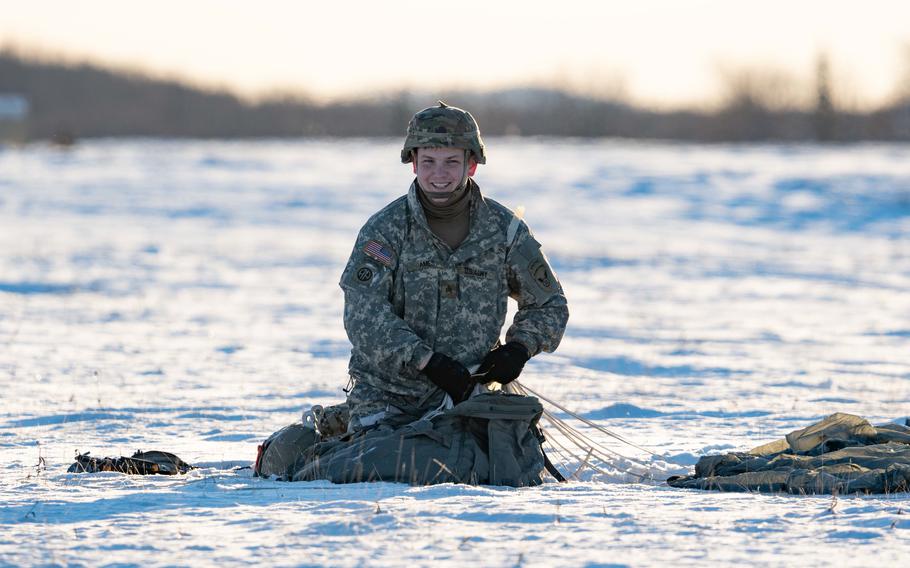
[364,240,394,267]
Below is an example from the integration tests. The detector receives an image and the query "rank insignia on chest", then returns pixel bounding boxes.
[364,240,394,267]
[440,279,458,299]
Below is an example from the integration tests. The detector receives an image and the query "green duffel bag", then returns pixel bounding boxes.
[291,392,546,487]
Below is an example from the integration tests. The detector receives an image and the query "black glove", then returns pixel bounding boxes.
[476,342,530,385]
[423,353,474,404]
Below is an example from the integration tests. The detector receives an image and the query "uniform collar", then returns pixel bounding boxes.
[407,179,505,262]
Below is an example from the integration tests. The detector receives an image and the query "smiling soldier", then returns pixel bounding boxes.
[338,102,570,432]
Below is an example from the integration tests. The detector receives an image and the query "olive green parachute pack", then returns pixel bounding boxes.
[668,413,910,494]
[255,392,547,487]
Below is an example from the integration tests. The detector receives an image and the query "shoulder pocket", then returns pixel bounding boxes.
[517,235,542,260]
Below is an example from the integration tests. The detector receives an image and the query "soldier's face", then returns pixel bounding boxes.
[413,147,477,203]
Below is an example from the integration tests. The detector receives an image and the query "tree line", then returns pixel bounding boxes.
[2,50,910,143]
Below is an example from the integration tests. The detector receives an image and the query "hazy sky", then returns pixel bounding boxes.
[2,0,908,108]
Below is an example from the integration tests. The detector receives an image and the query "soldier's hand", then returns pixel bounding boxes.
[424,353,474,404]
[476,342,530,385]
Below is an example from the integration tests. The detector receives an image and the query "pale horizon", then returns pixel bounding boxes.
[2,0,909,110]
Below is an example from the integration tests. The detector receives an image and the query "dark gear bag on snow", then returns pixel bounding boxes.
[291,392,546,487]
[68,450,194,475]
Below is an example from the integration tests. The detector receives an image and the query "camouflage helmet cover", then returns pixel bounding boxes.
[400,101,486,164]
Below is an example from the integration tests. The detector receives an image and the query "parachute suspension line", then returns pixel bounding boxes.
[538,424,586,479]
[538,404,628,463]
[540,402,642,463]
[535,430,567,482]
[537,411,653,482]
[537,404,656,482]
[571,447,596,480]
[511,381,646,464]
[539,421,648,482]
[543,407,652,471]
[515,382,663,458]
[509,381,670,483]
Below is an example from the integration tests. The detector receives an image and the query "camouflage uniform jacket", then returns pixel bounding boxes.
[340,180,569,418]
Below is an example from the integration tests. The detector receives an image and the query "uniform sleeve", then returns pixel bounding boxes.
[504,223,569,356]
[339,225,434,379]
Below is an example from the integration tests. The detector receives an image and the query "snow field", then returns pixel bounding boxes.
[1,139,909,566]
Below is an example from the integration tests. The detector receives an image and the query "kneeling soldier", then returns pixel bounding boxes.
[340,102,569,432]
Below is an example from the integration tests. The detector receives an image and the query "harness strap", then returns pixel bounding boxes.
[506,206,525,247]
[543,450,567,482]
[532,424,566,482]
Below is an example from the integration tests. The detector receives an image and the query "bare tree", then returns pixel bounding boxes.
[713,63,809,140]
[814,53,836,141]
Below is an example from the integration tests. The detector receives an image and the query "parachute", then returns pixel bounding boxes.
[254,383,676,487]
[667,413,910,494]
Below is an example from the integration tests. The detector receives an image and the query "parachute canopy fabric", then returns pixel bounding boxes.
[667,413,910,494]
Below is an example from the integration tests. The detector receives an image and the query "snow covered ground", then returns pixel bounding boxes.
[1,138,909,566]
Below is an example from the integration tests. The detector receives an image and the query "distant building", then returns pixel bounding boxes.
[0,93,29,143]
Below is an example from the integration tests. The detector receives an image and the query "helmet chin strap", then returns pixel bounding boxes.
[455,149,471,192]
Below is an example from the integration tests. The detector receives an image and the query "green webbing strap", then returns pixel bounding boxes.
[543,450,567,482]
[533,424,566,482]
[507,212,522,246]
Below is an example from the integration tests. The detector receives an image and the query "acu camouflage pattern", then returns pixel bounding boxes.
[400,102,487,164]
[340,180,568,427]
[316,402,351,438]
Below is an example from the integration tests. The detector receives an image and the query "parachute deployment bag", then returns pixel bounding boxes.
[291,392,546,487]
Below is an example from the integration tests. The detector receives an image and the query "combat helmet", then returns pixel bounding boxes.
[400,101,486,164]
